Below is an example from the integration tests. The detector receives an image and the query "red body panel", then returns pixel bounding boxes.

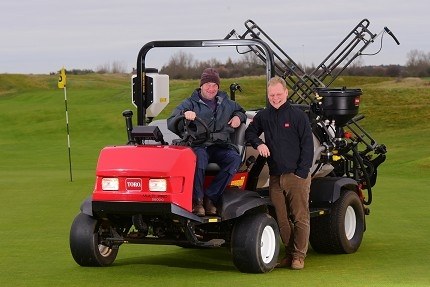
[92,145,196,212]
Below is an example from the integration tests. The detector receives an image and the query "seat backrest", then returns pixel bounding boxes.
[206,123,247,172]
[230,123,247,159]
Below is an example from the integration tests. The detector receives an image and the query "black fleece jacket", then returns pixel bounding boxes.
[245,102,314,179]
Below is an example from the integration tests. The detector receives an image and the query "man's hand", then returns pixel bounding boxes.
[257,144,270,158]
[184,111,196,121]
[228,115,241,128]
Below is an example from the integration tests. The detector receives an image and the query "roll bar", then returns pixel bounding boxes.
[134,39,275,125]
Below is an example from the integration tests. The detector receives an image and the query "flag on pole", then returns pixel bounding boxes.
[58,66,72,181]
[58,67,67,89]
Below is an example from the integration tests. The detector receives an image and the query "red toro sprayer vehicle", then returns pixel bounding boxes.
[70,19,399,273]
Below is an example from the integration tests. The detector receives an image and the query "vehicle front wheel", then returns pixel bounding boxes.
[69,213,119,266]
[231,213,280,273]
[310,190,365,254]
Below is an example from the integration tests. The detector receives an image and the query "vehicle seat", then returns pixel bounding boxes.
[206,123,247,172]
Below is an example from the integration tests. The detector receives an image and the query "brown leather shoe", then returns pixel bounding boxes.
[204,197,217,215]
[275,256,293,268]
[291,257,305,270]
[192,200,205,217]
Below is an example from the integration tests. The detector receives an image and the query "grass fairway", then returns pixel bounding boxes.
[0,74,429,286]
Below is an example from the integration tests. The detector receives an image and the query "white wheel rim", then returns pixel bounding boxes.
[98,244,112,257]
[344,206,357,240]
[260,225,276,264]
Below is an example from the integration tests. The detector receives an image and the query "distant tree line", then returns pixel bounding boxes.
[55,61,128,75]
[159,51,266,79]
[159,49,430,79]
[63,49,430,78]
[96,61,128,74]
[341,50,430,77]
[404,49,430,77]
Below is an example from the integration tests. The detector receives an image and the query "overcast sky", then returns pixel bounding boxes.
[0,0,428,74]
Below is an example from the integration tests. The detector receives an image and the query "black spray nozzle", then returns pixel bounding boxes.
[384,27,400,45]
[230,83,242,92]
[122,110,133,118]
[225,29,236,39]
[229,83,242,101]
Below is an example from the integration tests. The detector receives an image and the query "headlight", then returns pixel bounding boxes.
[149,178,167,192]
[102,178,119,191]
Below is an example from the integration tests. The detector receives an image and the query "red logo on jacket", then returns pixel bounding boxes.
[284,122,290,128]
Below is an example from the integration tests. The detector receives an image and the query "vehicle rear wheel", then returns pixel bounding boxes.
[231,213,279,273]
[310,190,365,254]
[69,213,118,266]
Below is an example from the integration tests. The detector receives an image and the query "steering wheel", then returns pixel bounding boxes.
[172,115,210,146]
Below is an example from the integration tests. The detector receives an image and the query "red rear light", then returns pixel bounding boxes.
[344,131,352,139]
[354,96,360,106]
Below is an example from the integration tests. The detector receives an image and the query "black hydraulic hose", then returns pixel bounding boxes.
[246,155,267,191]
[361,27,400,57]
[362,157,375,178]
[351,145,372,205]
[311,162,323,177]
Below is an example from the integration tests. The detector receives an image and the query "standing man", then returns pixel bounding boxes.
[167,68,246,216]
[245,76,314,270]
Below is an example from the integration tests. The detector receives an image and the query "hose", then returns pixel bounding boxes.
[351,145,372,205]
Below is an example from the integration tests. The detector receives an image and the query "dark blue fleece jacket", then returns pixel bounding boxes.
[245,102,314,179]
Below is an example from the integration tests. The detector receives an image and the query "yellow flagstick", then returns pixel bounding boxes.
[58,67,72,182]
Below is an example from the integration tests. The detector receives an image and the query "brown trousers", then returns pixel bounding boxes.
[269,173,311,259]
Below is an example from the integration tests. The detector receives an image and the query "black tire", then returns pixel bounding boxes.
[310,190,365,254]
[69,213,118,266]
[231,213,280,273]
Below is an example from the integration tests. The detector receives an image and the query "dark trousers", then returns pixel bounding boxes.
[269,173,311,260]
[193,145,241,204]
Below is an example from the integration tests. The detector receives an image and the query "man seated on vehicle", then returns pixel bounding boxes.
[167,68,246,216]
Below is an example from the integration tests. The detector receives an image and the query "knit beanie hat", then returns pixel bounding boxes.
[200,68,220,87]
